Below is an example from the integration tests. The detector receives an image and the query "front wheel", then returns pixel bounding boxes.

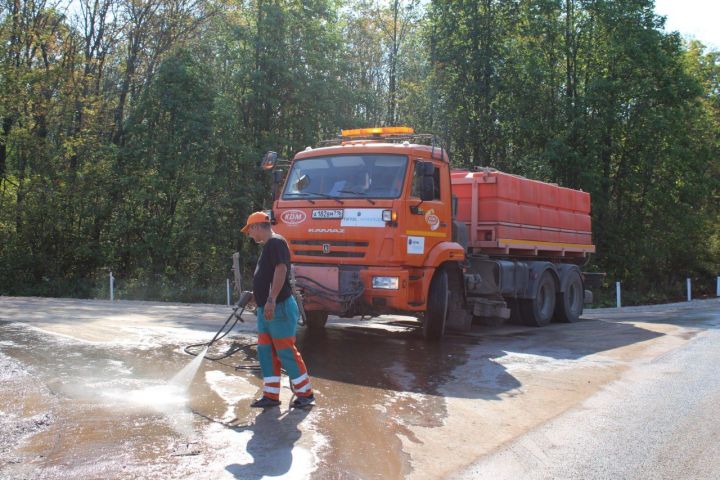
[423,268,448,341]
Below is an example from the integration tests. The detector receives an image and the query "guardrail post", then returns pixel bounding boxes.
[717,276,719,298]
[226,278,231,306]
[616,281,621,308]
[687,278,692,302]
[110,271,114,302]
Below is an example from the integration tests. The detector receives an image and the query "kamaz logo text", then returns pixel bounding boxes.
[308,228,345,234]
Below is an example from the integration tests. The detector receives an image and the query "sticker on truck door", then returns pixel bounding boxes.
[424,209,440,231]
[407,236,425,255]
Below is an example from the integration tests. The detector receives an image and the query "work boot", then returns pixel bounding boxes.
[250,396,280,408]
[291,395,315,408]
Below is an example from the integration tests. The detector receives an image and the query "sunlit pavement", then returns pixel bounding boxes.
[1,296,719,479]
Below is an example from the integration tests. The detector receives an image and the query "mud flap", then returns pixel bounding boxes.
[446,290,473,332]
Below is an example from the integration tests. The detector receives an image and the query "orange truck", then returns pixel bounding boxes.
[261,127,596,340]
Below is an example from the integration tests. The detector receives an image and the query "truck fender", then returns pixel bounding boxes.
[417,242,464,312]
[422,241,465,269]
[519,262,559,299]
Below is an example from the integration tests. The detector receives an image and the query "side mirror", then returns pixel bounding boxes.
[272,169,285,183]
[272,169,284,200]
[261,151,278,170]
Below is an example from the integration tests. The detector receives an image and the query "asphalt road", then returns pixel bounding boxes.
[1,296,719,479]
[458,304,720,480]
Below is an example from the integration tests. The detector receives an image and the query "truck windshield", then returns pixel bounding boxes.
[282,154,408,200]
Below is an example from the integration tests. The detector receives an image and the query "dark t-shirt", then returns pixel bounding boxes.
[252,234,292,307]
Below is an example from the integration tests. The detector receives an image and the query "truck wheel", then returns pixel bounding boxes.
[446,265,473,332]
[423,268,448,340]
[305,311,328,330]
[520,270,556,327]
[554,270,584,323]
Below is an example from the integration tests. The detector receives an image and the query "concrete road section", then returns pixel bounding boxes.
[1,296,718,479]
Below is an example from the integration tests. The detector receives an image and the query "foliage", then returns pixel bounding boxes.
[0,0,718,304]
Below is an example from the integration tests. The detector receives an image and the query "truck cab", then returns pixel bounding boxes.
[268,128,464,337]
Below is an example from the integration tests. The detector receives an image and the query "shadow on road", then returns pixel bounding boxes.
[224,408,310,480]
[293,316,672,402]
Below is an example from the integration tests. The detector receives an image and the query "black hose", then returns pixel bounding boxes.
[183,296,308,378]
[184,302,259,363]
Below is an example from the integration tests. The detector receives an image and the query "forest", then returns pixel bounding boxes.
[1,0,718,305]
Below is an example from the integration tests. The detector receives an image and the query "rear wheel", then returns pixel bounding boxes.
[554,270,584,323]
[305,311,328,330]
[520,270,556,327]
[423,268,448,340]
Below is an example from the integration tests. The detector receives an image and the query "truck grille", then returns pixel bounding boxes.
[291,240,368,247]
[290,240,368,259]
[293,250,365,258]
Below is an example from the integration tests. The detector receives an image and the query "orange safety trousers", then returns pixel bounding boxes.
[256,296,313,401]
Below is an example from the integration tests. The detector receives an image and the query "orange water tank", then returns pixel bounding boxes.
[451,169,595,258]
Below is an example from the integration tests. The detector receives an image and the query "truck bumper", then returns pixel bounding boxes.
[293,264,426,316]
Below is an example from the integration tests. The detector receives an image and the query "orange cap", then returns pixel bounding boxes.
[241,211,271,233]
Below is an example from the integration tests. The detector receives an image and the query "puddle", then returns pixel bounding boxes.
[0,321,250,477]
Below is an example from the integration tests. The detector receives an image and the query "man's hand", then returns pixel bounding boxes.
[264,298,276,320]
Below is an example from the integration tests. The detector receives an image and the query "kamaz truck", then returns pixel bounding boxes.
[261,127,597,340]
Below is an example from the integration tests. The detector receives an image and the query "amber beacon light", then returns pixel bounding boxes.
[341,126,414,137]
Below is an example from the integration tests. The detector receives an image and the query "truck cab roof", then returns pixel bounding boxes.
[294,142,449,163]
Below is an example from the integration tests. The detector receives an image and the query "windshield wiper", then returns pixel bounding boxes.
[284,193,315,204]
[285,192,343,205]
[337,190,376,205]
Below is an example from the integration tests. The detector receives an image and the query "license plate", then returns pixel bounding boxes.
[312,209,343,219]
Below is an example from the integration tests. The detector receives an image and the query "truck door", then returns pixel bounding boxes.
[402,159,451,266]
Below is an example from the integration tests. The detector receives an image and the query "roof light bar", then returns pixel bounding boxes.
[341,126,415,137]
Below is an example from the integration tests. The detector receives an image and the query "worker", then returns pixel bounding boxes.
[241,211,315,408]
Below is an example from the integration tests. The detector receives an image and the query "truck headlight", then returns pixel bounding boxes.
[372,276,399,290]
[382,210,398,222]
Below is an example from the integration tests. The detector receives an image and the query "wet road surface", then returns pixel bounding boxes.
[457,304,720,480]
[1,296,718,479]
